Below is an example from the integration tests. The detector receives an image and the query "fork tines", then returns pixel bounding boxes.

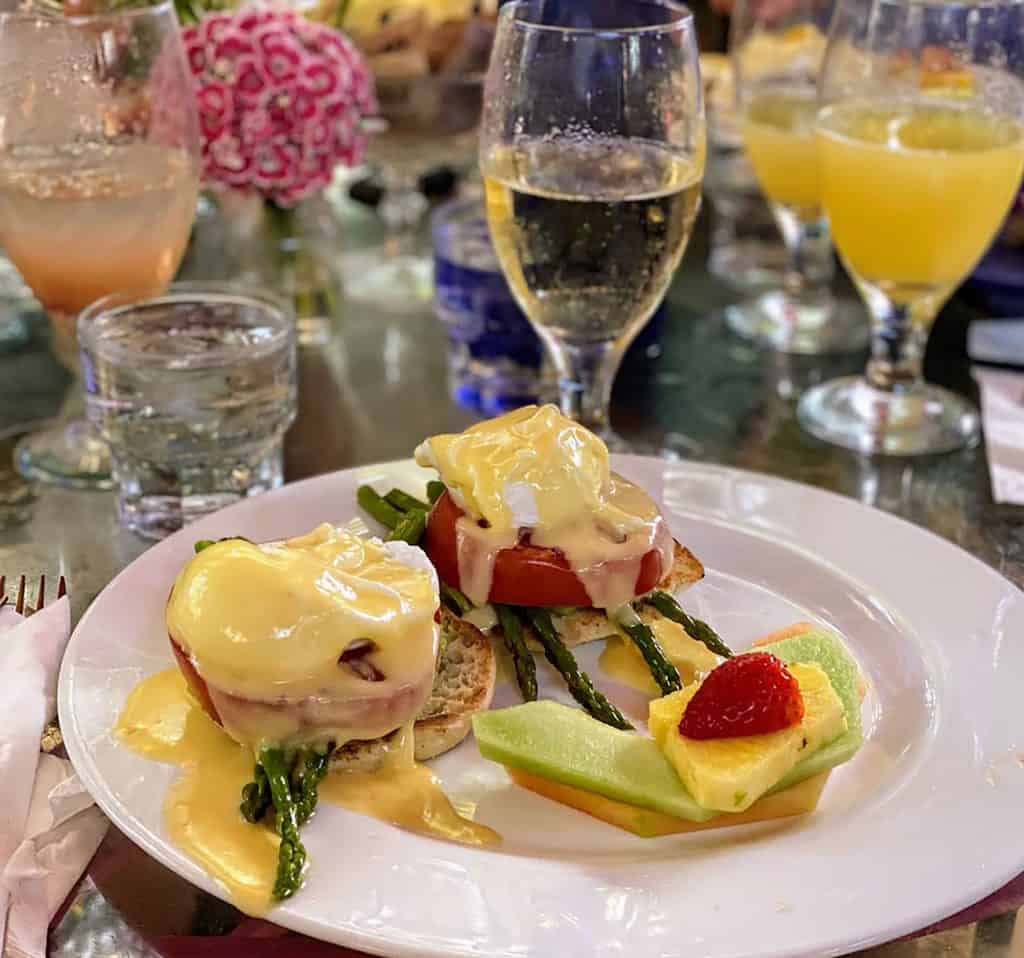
[0,574,68,615]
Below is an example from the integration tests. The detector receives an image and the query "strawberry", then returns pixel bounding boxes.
[679,652,805,740]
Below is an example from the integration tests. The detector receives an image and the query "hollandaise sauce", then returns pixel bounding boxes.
[416,405,674,610]
[116,669,498,915]
[116,670,280,914]
[164,525,441,750]
[599,617,719,695]
[319,727,499,847]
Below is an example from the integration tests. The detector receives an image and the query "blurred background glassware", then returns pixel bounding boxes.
[798,0,1024,455]
[479,0,706,449]
[701,52,788,293]
[226,191,346,347]
[966,183,1024,318]
[0,248,34,353]
[339,0,495,309]
[80,284,297,541]
[727,0,866,354]
[432,194,543,415]
[0,0,200,489]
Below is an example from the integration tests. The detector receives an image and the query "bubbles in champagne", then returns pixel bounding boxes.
[482,137,702,344]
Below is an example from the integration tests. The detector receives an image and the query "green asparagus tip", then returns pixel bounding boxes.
[384,488,431,514]
[357,484,405,530]
[387,508,426,545]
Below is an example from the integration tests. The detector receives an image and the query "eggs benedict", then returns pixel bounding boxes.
[117,523,496,910]
[415,404,697,614]
[166,525,441,753]
[395,406,733,723]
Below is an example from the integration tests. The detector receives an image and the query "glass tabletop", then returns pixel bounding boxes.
[1,194,1021,958]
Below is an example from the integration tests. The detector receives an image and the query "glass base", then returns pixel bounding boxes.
[119,492,250,542]
[725,290,869,355]
[344,254,433,312]
[116,448,284,541]
[15,419,113,490]
[797,376,980,456]
[708,239,788,293]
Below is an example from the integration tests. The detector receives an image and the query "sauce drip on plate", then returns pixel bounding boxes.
[600,618,719,695]
[320,726,499,848]
[116,669,498,914]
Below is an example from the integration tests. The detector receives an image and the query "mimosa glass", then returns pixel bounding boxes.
[799,0,1024,454]
[728,0,867,353]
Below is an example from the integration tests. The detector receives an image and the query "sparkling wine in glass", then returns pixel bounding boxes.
[726,0,867,354]
[798,0,1024,454]
[479,0,705,448]
[0,1,200,488]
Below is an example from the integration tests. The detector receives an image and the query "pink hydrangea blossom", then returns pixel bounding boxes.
[183,5,376,207]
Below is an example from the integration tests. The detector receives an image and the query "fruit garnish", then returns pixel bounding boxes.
[679,652,804,740]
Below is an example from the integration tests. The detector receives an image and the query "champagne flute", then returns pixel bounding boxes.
[0,1,200,488]
[479,0,705,447]
[799,0,1024,454]
[727,0,867,353]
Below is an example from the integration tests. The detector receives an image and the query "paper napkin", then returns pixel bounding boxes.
[974,367,1024,506]
[0,597,108,958]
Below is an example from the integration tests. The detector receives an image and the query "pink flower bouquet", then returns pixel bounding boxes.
[183,5,376,208]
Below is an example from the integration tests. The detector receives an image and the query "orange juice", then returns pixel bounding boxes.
[742,89,821,219]
[817,101,1024,308]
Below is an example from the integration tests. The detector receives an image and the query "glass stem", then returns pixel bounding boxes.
[550,339,624,433]
[378,170,427,257]
[865,301,929,393]
[776,210,834,300]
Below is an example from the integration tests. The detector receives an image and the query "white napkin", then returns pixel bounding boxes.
[974,367,1024,506]
[968,320,1024,368]
[0,598,108,958]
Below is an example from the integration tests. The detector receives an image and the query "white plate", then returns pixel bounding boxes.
[60,457,1024,958]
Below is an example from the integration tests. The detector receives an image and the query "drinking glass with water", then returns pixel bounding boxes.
[79,283,297,540]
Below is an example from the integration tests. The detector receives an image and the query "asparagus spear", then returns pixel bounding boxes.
[387,508,427,545]
[260,748,307,901]
[293,748,331,826]
[440,582,473,615]
[644,591,733,659]
[384,488,431,514]
[239,763,271,824]
[611,605,682,695]
[494,604,538,702]
[357,485,404,530]
[426,480,446,504]
[520,608,632,730]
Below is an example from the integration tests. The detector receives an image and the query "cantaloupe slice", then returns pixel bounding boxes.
[507,766,832,837]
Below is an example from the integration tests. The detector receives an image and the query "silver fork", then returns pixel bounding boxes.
[2,574,69,754]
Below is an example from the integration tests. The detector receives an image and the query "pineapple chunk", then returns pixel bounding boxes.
[648,662,846,813]
[601,616,720,695]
